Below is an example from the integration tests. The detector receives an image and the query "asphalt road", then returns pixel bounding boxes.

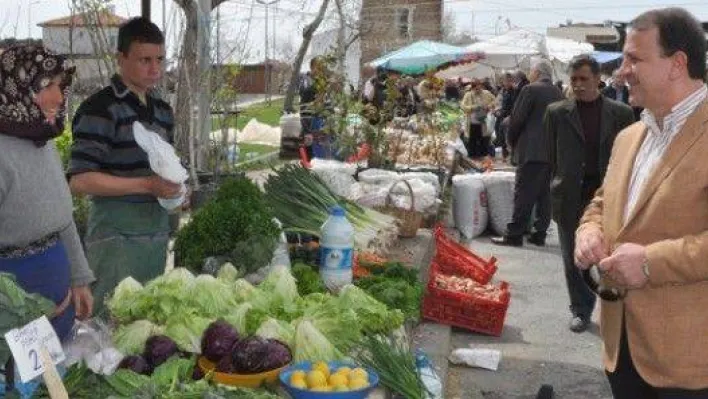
[445,225,614,399]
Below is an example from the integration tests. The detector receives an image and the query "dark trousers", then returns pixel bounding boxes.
[608,323,708,398]
[494,117,510,158]
[558,176,601,319]
[507,162,551,237]
[467,123,486,157]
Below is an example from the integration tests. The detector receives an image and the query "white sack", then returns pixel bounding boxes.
[452,174,488,239]
[480,171,516,236]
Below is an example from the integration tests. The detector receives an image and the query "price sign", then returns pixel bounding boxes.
[4,316,65,382]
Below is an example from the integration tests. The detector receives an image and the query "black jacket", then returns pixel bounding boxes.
[507,78,564,164]
[545,96,635,227]
[602,85,643,121]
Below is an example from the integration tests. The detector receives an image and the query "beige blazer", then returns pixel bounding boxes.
[578,100,708,389]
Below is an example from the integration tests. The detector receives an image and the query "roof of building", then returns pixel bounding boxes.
[38,11,128,28]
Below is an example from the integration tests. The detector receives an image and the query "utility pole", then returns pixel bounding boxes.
[256,0,280,105]
[196,0,213,169]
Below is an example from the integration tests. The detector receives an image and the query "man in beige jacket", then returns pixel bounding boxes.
[574,7,708,397]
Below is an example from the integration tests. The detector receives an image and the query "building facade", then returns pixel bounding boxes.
[359,0,443,67]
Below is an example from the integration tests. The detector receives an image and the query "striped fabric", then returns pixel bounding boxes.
[68,74,174,203]
[624,84,708,221]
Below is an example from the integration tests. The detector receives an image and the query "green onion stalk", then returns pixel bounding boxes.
[264,164,398,251]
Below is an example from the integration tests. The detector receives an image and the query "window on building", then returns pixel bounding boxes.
[395,8,411,39]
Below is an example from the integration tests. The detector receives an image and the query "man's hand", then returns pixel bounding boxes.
[71,285,93,320]
[598,243,648,289]
[574,225,609,269]
[147,176,181,199]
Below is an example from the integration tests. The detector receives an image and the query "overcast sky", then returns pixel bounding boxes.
[0,0,706,63]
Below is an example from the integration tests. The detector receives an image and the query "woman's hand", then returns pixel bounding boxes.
[71,285,93,320]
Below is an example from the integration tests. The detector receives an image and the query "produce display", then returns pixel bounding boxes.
[354,335,426,399]
[434,273,505,302]
[286,362,373,392]
[174,176,281,274]
[354,262,423,322]
[264,164,398,252]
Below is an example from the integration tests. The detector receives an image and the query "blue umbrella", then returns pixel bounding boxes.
[368,40,477,75]
[592,51,623,64]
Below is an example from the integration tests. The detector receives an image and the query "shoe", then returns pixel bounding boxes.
[527,232,546,246]
[569,316,590,333]
[536,384,554,399]
[491,235,523,247]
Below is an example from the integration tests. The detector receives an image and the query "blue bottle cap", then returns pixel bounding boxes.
[329,205,346,217]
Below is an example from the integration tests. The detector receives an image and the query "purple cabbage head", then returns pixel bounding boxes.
[201,320,240,363]
[117,355,150,375]
[143,335,179,369]
[231,337,291,374]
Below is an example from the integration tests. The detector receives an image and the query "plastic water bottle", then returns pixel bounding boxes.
[415,350,443,399]
[319,205,354,293]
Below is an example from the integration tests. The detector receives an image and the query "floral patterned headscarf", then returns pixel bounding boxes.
[0,45,75,146]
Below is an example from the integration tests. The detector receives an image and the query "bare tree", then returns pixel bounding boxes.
[283,0,332,113]
[171,0,229,157]
[73,0,118,87]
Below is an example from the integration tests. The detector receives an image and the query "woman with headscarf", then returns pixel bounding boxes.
[0,45,94,341]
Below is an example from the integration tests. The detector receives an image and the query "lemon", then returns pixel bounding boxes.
[329,372,348,387]
[333,383,350,392]
[335,366,352,375]
[290,378,307,390]
[350,368,368,380]
[306,370,327,388]
[291,370,306,381]
[310,385,333,392]
[313,361,330,379]
[349,377,369,390]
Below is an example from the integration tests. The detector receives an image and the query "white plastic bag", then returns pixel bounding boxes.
[452,174,488,239]
[449,348,501,371]
[64,319,124,375]
[132,121,188,210]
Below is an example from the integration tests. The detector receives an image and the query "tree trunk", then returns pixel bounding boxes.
[283,0,332,113]
[334,0,346,79]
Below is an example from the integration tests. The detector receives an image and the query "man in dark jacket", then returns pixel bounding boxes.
[494,73,515,160]
[492,59,563,247]
[546,55,635,333]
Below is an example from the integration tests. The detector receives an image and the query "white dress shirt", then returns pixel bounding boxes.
[624,84,708,221]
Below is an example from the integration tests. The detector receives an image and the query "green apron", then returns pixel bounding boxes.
[85,199,169,316]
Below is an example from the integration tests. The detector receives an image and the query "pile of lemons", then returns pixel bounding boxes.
[289,362,370,392]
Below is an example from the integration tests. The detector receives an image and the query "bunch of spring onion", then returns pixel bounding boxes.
[264,164,398,251]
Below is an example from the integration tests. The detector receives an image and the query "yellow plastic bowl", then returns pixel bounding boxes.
[198,356,288,388]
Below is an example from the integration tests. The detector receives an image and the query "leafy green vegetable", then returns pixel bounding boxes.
[104,368,152,396]
[355,276,423,321]
[105,276,143,322]
[150,356,195,388]
[369,262,420,285]
[231,279,257,303]
[189,274,237,317]
[225,303,269,336]
[165,316,214,353]
[295,295,361,352]
[292,320,344,363]
[113,320,165,355]
[217,263,240,282]
[0,272,55,364]
[254,318,296,347]
[292,262,326,296]
[337,284,404,334]
[174,176,280,274]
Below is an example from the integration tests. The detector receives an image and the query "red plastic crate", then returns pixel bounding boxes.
[422,262,510,336]
[434,225,498,284]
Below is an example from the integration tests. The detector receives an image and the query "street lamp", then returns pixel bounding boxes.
[255,0,280,105]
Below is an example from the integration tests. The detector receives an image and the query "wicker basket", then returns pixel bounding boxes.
[376,179,423,238]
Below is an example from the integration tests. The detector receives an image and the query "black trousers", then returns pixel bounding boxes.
[558,177,601,319]
[608,323,708,398]
[507,162,551,237]
[467,123,486,157]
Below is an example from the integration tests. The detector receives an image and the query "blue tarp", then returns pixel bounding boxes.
[592,51,623,64]
[369,40,473,75]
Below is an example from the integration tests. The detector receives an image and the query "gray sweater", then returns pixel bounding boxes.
[0,134,95,287]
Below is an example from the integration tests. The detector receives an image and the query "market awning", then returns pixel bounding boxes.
[368,40,481,75]
[591,51,623,64]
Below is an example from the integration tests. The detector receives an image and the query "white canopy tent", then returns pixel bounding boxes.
[436,30,594,81]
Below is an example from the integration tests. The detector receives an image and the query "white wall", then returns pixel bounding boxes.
[42,26,119,56]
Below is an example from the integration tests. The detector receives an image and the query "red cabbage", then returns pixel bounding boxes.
[231,337,291,374]
[143,335,179,368]
[215,350,235,373]
[201,320,240,362]
[117,355,150,375]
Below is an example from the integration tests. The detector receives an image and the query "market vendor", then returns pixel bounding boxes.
[68,18,182,314]
[461,79,496,158]
[0,45,95,340]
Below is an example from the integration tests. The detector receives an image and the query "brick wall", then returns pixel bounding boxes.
[359,0,442,67]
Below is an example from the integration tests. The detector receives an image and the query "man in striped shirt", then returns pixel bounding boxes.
[68,18,181,314]
[575,8,708,397]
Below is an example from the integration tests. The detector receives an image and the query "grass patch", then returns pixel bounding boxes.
[212,98,286,131]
